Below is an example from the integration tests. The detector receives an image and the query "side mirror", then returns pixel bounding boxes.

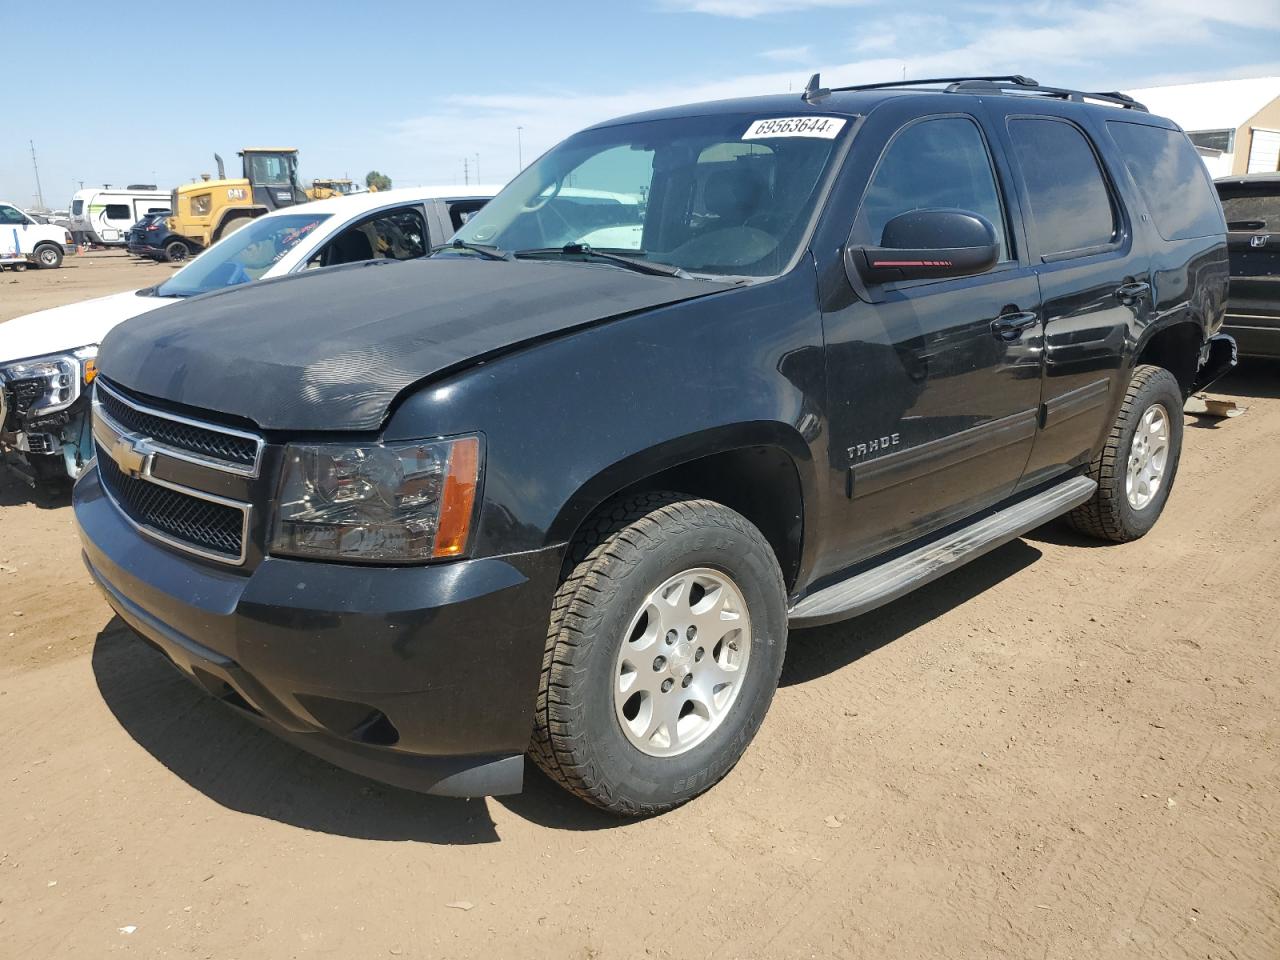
[850,209,999,284]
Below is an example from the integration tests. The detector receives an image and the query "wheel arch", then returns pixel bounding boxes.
[1133,318,1205,396]
[547,422,812,591]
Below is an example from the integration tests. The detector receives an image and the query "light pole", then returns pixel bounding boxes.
[475,153,481,185]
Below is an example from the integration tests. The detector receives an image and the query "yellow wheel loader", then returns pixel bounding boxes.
[168,148,307,251]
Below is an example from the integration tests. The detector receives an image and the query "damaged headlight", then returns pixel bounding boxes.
[0,345,98,419]
[271,435,482,563]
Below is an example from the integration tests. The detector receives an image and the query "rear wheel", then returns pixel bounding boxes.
[216,215,252,242]
[163,239,190,263]
[34,244,63,268]
[1068,364,1183,542]
[531,492,788,816]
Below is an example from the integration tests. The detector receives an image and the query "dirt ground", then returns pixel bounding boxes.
[0,249,174,318]
[0,255,1276,959]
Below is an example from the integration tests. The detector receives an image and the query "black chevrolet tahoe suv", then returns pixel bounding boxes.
[75,75,1234,815]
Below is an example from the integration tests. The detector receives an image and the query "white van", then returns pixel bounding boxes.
[0,201,74,269]
[69,186,171,246]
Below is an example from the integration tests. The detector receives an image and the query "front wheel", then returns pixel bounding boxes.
[531,493,788,816]
[34,244,63,268]
[1068,364,1184,542]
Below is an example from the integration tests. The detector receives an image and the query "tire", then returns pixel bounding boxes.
[1068,364,1183,542]
[163,239,190,263]
[216,215,252,242]
[34,244,63,269]
[531,492,788,816]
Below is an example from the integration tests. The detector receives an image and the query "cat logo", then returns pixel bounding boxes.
[227,188,248,201]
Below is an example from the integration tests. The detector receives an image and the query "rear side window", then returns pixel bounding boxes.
[1008,118,1117,258]
[854,116,1010,261]
[1106,121,1225,240]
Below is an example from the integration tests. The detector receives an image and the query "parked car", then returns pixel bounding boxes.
[69,187,171,246]
[0,200,73,269]
[125,211,172,257]
[136,216,195,263]
[0,186,497,485]
[1215,172,1279,359]
[76,76,1232,815]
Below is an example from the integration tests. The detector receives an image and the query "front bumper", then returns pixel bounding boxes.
[74,464,563,796]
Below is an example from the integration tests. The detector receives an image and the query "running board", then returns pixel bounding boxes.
[788,475,1097,627]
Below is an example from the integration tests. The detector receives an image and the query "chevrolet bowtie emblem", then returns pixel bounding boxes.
[109,432,154,478]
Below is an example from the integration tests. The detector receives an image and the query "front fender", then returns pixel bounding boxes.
[383,262,828,561]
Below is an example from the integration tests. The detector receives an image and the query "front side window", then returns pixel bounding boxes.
[1008,118,1117,258]
[155,212,331,297]
[853,115,1010,262]
[451,112,849,278]
[0,205,27,225]
[312,207,427,267]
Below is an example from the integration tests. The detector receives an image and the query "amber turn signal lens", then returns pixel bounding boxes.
[83,359,97,384]
[432,437,481,558]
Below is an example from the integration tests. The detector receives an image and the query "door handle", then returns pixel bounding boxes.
[991,311,1039,341]
[1114,280,1150,303]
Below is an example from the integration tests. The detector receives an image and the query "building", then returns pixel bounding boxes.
[1124,77,1280,177]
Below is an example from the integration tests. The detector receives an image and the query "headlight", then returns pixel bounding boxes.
[0,345,97,418]
[271,435,482,563]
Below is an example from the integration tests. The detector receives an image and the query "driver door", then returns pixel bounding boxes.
[821,112,1043,571]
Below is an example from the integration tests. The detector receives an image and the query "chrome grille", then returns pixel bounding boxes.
[95,380,262,474]
[97,452,246,560]
[91,382,258,565]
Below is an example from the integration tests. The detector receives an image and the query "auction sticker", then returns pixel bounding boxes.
[743,116,846,140]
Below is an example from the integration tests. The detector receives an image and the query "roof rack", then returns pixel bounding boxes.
[801,74,1148,112]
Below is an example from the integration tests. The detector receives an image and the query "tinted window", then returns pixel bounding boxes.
[104,203,131,221]
[1216,182,1280,231]
[853,116,1009,261]
[0,205,27,225]
[1107,121,1224,241]
[71,199,84,216]
[1008,118,1116,257]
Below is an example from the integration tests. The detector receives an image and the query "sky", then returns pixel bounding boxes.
[4,0,1279,209]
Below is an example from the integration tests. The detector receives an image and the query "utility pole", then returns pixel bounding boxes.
[517,126,524,171]
[475,153,481,185]
[463,157,469,185]
[30,141,46,210]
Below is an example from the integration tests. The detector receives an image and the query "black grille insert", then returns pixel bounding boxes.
[97,449,245,560]
[97,383,258,469]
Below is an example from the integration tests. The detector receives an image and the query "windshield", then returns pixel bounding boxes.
[450,112,849,278]
[155,213,330,297]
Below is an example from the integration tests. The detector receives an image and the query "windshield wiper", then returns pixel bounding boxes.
[514,244,692,278]
[432,239,512,261]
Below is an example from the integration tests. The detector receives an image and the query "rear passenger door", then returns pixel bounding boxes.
[997,112,1155,489]
[822,111,1044,569]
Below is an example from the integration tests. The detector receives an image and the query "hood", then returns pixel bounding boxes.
[99,258,730,432]
[0,289,167,363]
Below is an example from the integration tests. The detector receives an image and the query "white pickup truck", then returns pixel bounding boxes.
[0,201,73,269]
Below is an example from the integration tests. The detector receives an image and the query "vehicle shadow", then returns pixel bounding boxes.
[780,538,1042,687]
[1207,358,1280,400]
[92,540,1046,840]
[0,468,71,509]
